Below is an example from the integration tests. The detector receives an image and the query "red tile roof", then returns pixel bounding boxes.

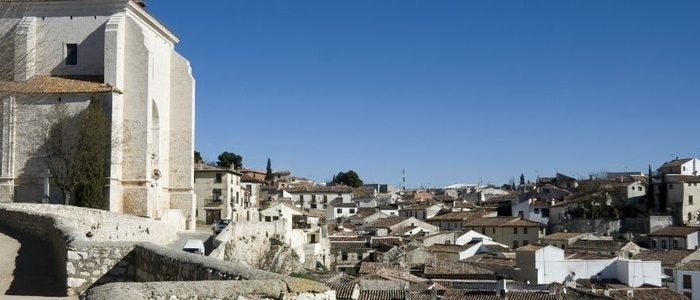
[0,75,119,94]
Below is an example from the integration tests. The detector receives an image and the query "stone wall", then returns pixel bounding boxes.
[224,221,286,268]
[66,241,135,292]
[82,280,335,300]
[0,203,334,299]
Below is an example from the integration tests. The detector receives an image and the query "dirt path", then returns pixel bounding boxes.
[0,229,76,299]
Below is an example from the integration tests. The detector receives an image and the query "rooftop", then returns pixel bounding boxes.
[466,217,543,227]
[649,226,700,237]
[285,185,353,193]
[0,75,119,94]
[423,259,493,276]
[635,249,696,266]
[540,232,586,240]
[679,260,700,271]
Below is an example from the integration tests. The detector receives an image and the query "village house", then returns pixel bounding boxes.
[567,239,642,259]
[465,216,545,249]
[659,158,700,176]
[538,232,586,249]
[676,260,700,299]
[241,174,264,209]
[361,216,438,237]
[399,202,443,220]
[636,249,700,290]
[282,185,353,210]
[0,0,196,228]
[515,244,661,287]
[193,163,242,224]
[665,175,700,225]
[649,226,700,250]
[426,211,495,231]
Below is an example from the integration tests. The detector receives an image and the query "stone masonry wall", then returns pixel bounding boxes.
[82,280,336,300]
[66,241,135,292]
[224,221,285,267]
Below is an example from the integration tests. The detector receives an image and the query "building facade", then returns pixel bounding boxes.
[0,0,196,229]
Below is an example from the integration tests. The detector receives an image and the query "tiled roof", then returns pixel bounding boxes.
[649,226,700,237]
[331,241,371,251]
[635,249,695,266]
[241,174,265,183]
[480,244,514,254]
[466,217,543,227]
[564,252,617,260]
[568,240,633,252]
[465,255,516,267]
[423,259,493,276]
[516,244,547,252]
[330,236,366,242]
[358,290,405,300]
[358,262,403,274]
[0,75,119,94]
[441,289,561,300]
[285,185,353,193]
[540,232,586,240]
[605,288,689,300]
[430,243,474,253]
[679,260,700,271]
[660,158,694,169]
[428,211,489,222]
[372,216,408,228]
[370,237,403,247]
[327,283,355,299]
[667,175,700,183]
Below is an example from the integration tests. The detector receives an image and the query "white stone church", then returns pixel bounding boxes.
[0,0,196,229]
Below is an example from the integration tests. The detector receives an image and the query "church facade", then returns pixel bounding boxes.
[0,0,196,229]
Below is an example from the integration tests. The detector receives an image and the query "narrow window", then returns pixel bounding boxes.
[66,43,78,65]
[684,274,692,289]
[690,195,694,205]
[524,227,528,234]
[514,227,518,234]
[215,173,222,183]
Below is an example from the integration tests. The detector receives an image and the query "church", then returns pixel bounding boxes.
[0,0,196,229]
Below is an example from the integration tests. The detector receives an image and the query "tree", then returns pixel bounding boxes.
[519,174,525,186]
[42,96,110,207]
[265,158,273,181]
[194,151,203,163]
[217,151,242,170]
[332,170,363,188]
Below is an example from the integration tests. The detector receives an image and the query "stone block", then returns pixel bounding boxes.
[67,262,76,275]
[68,277,86,288]
[68,250,88,260]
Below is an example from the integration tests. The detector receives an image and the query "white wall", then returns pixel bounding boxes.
[676,270,700,300]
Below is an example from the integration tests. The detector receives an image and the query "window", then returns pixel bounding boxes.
[310,204,317,209]
[690,195,694,205]
[673,239,679,249]
[341,252,348,261]
[447,223,451,229]
[638,187,643,191]
[212,189,222,202]
[513,240,519,248]
[481,228,485,234]
[651,240,657,248]
[215,173,222,183]
[523,240,529,246]
[514,227,518,234]
[272,216,279,221]
[337,208,342,213]
[66,43,78,65]
[349,209,355,214]
[661,240,667,249]
[684,274,692,289]
[534,208,540,214]
[669,184,674,190]
[492,228,495,234]
[524,227,528,234]
[541,208,550,217]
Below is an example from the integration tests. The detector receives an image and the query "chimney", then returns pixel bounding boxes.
[496,274,507,300]
[14,17,37,82]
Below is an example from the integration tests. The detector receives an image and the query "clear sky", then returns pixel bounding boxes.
[149,1,700,188]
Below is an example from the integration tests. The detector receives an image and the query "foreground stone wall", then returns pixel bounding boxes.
[0,203,334,299]
[82,280,335,300]
[66,241,135,292]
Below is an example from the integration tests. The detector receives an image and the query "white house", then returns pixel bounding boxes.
[677,260,700,300]
[515,244,661,288]
[659,158,700,176]
[193,163,242,224]
[283,185,353,210]
[0,0,196,229]
[665,175,700,225]
[649,226,700,250]
[327,198,358,221]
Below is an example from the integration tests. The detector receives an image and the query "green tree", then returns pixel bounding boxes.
[519,174,525,186]
[333,170,364,187]
[647,164,655,211]
[265,158,273,181]
[194,151,203,163]
[217,151,243,170]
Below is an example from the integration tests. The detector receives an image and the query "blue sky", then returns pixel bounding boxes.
[150,1,700,187]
